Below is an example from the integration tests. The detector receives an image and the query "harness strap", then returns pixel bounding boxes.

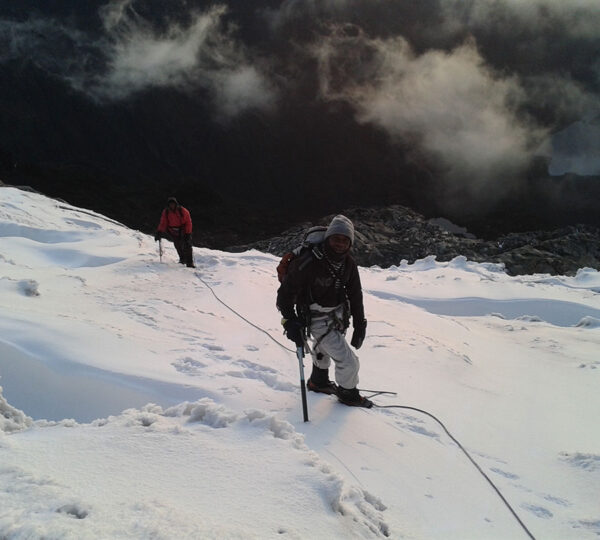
[322,253,351,328]
[311,307,346,350]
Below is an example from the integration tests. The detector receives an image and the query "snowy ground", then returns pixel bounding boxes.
[1,186,599,539]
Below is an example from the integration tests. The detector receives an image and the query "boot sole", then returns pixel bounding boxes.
[307,381,338,395]
[337,397,374,408]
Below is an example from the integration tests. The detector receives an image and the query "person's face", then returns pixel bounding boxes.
[168,202,177,211]
[327,234,351,254]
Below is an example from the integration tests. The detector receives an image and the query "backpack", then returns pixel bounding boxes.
[276,226,327,283]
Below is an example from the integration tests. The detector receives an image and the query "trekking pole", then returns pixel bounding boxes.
[158,238,164,263]
[296,345,309,422]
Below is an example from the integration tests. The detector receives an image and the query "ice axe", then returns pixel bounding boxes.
[296,345,309,422]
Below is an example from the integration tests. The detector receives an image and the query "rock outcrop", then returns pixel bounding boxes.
[231,206,600,276]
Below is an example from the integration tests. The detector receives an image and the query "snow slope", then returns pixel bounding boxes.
[1,187,599,539]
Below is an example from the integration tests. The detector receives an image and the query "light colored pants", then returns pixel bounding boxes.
[309,305,359,390]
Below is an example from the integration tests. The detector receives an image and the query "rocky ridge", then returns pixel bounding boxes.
[231,206,600,276]
[3,182,597,276]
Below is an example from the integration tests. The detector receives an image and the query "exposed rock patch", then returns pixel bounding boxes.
[231,206,600,276]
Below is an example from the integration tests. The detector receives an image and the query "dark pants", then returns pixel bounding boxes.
[167,233,194,267]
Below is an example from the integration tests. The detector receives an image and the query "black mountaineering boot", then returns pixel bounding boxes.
[336,387,373,408]
[307,365,338,395]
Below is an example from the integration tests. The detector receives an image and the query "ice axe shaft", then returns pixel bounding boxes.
[296,346,309,422]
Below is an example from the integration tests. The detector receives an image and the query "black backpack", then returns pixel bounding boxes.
[276,226,327,283]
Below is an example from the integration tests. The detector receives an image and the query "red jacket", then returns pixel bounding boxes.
[157,206,192,236]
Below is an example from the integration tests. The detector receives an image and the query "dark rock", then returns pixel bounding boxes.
[1,2,600,248]
[231,206,600,276]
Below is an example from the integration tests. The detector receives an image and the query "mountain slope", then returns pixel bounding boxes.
[1,186,599,538]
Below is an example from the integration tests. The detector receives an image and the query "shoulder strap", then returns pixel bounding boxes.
[297,248,317,272]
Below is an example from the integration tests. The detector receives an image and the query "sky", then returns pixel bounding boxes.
[1,0,598,185]
[1,186,599,539]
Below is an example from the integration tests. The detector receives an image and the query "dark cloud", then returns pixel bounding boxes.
[307,26,546,205]
[0,0,598,232]
[93,1,276,116]
[439,0,600,41]
[0,2,276,119]
[262,0,600,202]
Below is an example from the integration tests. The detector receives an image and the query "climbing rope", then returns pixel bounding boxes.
[196,272,294,353]
[372,402,536,540]
[196,271,536,540]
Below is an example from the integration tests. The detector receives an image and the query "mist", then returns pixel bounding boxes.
[94,2,276,116]
[0,3,276,119]
[439,0,600,40]
[0,0,598,236]
[310,28,547,205]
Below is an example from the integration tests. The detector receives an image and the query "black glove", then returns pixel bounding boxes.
[283,318,304,348]
[154,231,162,242]
[351,319,367,349]
[184,233,193,247]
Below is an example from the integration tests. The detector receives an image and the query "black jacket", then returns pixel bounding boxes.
[276,244,365,327]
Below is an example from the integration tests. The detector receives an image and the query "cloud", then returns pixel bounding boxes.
[2,0,598,198]
[264,0,352,28]
[549,115,600,176]
[96,11,219,97]
[522,74,600,122]
[91,3,276,116]
[99,0,135,32]
[263,0,599,189]
[439,0,600,40]
[212,65,275,118]
[0,3,276,119]
[0,17,91,71]
[310,26,547,202]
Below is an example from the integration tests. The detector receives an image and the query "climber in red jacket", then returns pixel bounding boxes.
[155,197,195,268]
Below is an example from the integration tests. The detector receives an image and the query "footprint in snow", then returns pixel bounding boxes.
[521,503,553,519]
[19,279,40,296]
[172,357,208,376]
[63,218,102,230]
[490,467,519,480]
[219,385,242,395]
[405,424,440,439]
[57,504,89,519]
[578,362,599,370]
[473,450,509,466]
[542,494,571,507]
[234,359,278,374]
[573,519,600,535]
[197,342,230,361]
[560,452,600,472]
[225,368,297,392]
[201,343,225,352]
[195,254,220,267]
